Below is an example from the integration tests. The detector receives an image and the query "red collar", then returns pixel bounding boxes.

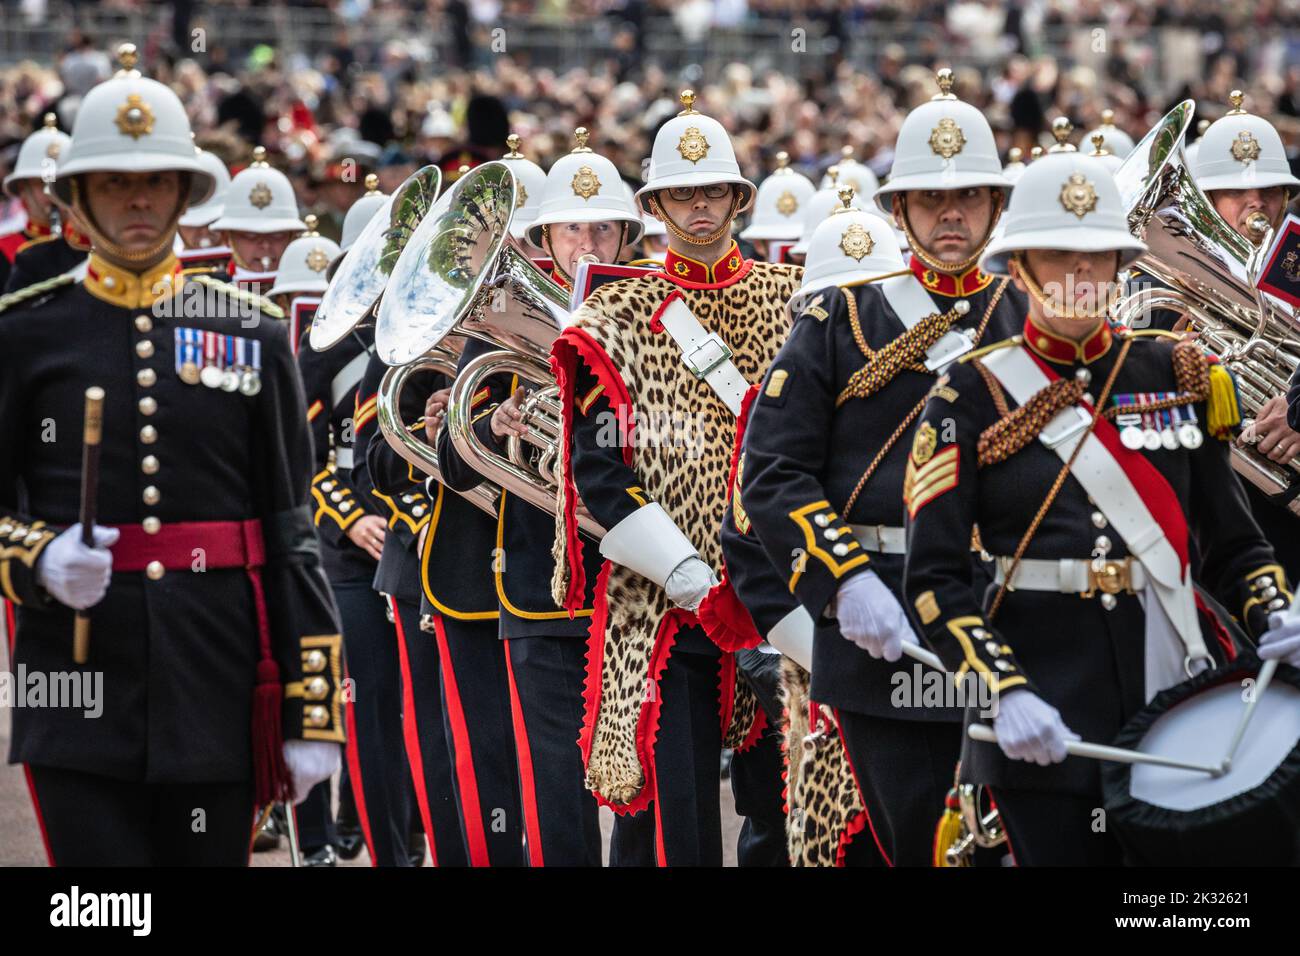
[1023,314,1113,365]
[24,221,53,240]
[909,255,993,297]
[62,222,91,250]
[549,267,572,292]
[665,242,746,285]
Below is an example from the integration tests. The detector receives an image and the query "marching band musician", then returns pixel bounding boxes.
[435,131,643,866]
[737,151,815,263]
[0,115,72,293]
[901,146,1293,865]
[549,92,801,865]
[174,149,233,279]
[739,70,1025,866]
[210,146,306,291]
[0,45,343,865]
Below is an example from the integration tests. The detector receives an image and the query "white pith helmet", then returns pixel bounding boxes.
[4,113,71,196]
[526,127,643,248]
[873,68,1011,215]
[818,145,879,202]
[1192,90,1300,196]
[791,187,906,313]
[634,90,756,216]
[791,166,867,256]
[979,150,1147,276]
[501,133,547,242]
[210,145,306,234]
[740,151,817,241]
[52,44,214,208]
[267,215,342,297]
[340,173,388,252]
[1081,109,1136,160]
[178,148,232,227]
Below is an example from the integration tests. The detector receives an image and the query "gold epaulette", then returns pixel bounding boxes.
[189,273,285,320]
[958,334,1023,364]
[0,273,76,315]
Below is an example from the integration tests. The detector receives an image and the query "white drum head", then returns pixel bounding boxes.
[1130,680,1300,811]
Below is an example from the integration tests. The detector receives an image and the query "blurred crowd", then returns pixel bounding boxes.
[4,1,1300,240]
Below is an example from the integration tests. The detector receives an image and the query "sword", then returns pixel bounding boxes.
[283,801,303,867]
[73,387,104,665]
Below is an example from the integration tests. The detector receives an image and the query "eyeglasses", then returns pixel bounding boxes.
[665,183,733,202]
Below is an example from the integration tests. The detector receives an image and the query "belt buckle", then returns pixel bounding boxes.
[1082,557,1134,598]
[685,332,733,379]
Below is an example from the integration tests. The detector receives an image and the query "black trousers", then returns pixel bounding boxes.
[836,709,961,867]
[26,764,253,866]
[334,580,414,867]
[390,597,467,867]
[294,779,336,853]
[609,633,724,867]
[505,634,602,866]
[730,723,789,866]
[988,786,1123,866]
[435,614,525,866]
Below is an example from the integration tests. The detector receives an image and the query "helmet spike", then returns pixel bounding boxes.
[678,90,698,116]
[932,68,957,101]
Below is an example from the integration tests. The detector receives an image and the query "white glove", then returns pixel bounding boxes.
[35,524,119,610]
[1258,611,1300,667]
[665,556,718,612]
[283,740,341,805]
[834,569,918,662]
[992,690,1080,766]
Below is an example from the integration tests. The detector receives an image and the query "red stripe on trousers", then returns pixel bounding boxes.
[502,639,544,866]
[21,766,54,866]
[653,783,668,867]
[342,667,378,867]
[389,596,438,866]
[431,614,491,865]
[833,708,894,867]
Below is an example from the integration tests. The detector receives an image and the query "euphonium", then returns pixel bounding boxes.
[374,162,604,534]
[1113,100,1300,513]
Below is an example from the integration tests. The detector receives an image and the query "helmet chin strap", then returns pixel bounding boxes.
[648,191,740,246]
[1012,252,1116,322]
[897,190,1003,275]
[71,175,186,269]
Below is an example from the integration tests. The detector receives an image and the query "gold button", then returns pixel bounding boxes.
[142,485,160,505]
[145,560,165,580]
[305,705,329,728]
[142,516,161,534]
[102,275,116,290]
[138,396,157,416]
[134,315,153,333]
[304,649,327,672]
[141,455,159,475]
[140,425,158,444]
[135,340,154,359]
[305,676,330,700]
[137,368,157,387]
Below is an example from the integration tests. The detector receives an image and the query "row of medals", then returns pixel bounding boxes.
[1116,403,1203,451]
[179,357,262,395]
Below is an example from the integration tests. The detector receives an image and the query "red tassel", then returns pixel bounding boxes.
[252,658,291,807]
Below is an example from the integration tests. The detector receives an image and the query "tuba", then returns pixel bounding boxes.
[1113,100,1300,512]
[374,162,605,534]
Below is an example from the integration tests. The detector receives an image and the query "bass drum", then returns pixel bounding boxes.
[1102,655,1300,866]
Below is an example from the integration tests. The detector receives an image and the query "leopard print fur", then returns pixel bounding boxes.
[554,261,801,808]
[780,658,867,867]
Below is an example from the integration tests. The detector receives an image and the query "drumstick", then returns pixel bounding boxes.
[899,644,1221,775]
[967,725,1220,776]
[1220,592,1300,771]
[73,387,105,665]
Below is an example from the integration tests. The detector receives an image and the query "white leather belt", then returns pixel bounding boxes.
[334,447,354,470]
[850,524,907,554]
[993,556,1148,596]
[655,297,749,416]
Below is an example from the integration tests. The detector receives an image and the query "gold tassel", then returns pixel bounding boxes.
[1206,363,1241,440]
[933,787,968,867]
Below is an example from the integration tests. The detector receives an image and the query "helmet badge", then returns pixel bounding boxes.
[677,126,711,164]
[776,190,799,216]
[839,222,875,262]
[929,117,966,160]
[305,247,330,273]
[1231,131,1261,164]
[571,165,602,200]
[249,182,274,209]
[114,94,155,140]
[1059,172,1098,219]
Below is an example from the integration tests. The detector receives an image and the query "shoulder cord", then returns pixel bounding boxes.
[987,337,1133,620]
